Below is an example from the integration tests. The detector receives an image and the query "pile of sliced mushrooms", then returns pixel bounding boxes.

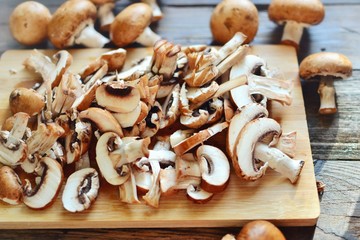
[0,32,304,212]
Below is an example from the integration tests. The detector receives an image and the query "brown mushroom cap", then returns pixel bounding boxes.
[9,1,51,46]
[110,3,153,47]
[210,0,259,44]
[90,0,114,5]
[9,87,45,116]
[268,0,325,25]
[0,166,23,205]
[299,52,353,80]
[48,0,97,49]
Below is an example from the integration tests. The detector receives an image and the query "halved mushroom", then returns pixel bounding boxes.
[23,157,64,209]
[95,132,130,185]
[196,145,230,193]
[230,54,293,106]
[232,118,281,181]
[62,167,100,212]
[172,121,229,156]
[96,81,140,113]
[186,185,214,204]
[0,166,23,205]
[0,112,29,166]
[48,0,110,48]
[9,87,45,116]
[79,107,123,137]
[254,142,304,184]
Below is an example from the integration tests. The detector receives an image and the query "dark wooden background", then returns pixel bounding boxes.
[0,0,359,239]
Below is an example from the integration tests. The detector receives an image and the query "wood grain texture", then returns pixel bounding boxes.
[0,46,319,229]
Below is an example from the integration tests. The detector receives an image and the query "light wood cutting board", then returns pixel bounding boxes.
[0,45,320,229]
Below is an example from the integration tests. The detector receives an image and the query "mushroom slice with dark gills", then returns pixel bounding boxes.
[96,132,150,185]
[96,81,141,113]
[62,168,100,212]
[186,185,214,204]
[160,84,180,129]
[0,112,29,166]
[196,145,230,193]
[23,157,64,209]
[232,118,281,181]
[0,166,23,205]
[140,102,163,138]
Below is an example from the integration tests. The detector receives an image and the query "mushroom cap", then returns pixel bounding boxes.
[299,52,353,80]
[237,220,286,240]
[9,87,45,116]
[9,1,51,46]
[110,3,153,47]
[48,0,97,49]
[90,0,114,5]
[0,166,23,205]
[210,0,259,44]
[268,0,325,25]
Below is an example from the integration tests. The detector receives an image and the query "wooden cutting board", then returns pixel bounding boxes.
[0,45,320,229]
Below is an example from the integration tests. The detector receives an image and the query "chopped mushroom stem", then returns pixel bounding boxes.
[135,27,162,47]
[75,23,110,48]
[281,21,307,46]
[318,76,336,114]
[254,143,304,183]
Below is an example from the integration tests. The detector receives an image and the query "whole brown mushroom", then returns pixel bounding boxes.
[110,3,161,47]
[210,0,259,44]
[268,0,325,49]
[9,87,45,116]
[299,52,352,114]
[48,0,110,48]
[9,1,51,46]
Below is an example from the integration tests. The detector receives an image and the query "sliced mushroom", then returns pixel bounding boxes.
[23,157,64,209]
[180,109,209,129]
[62,167,100,212]
[79,107,123,137]
[196,145,230,193]
[65,120,92,164]
[232,118,281,181]
[142,159,161,208]
[140,102,163,138]
[9,87,45,116]
[160,84,180,129]
[186,81,219,104]
[96,81,140,113]
[95,132,130,185]
[0,112,29,166]
[0,166,23,205]
[112,101,148,128]
[176,153,201,181]
[186,185,214,204]
[172,121,229,156]
[254,142,304,184]
[119,170,141,204]
[227,103,269,158]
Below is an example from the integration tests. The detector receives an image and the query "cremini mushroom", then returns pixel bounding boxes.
[62,168,100,212]
[48,0,110,48]
[9,1,51,46]
[141,0,163,21]
[196,145,230,193]
[0,166,23,205]
[23,157,64,209]
[268,0,325,49]
[210,0,259,44]
[9,87,45,116]
[0,112,29,166]
[90,0,115,31]
[236,220,286,240]
[299,52,352,114]
[110,3,161,47]
[232,118,281,181]
[186,185,214,204]
[112,101,148,128]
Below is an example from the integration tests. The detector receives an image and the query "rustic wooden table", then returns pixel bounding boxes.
[0,0,359,239]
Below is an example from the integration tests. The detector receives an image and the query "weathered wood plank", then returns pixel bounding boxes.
[314,160,360,240]
[303,71,360,160]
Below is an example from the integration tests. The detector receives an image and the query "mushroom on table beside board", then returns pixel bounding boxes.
[299,52,353,114]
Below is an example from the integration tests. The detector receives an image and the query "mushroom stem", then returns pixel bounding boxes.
[142,0,163,21]
[135,27,162,47]
[318,76,336,114]
[75,23,110,48]
[254,142,304,183]
[97,2,115,31]
[281,20,307,48]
